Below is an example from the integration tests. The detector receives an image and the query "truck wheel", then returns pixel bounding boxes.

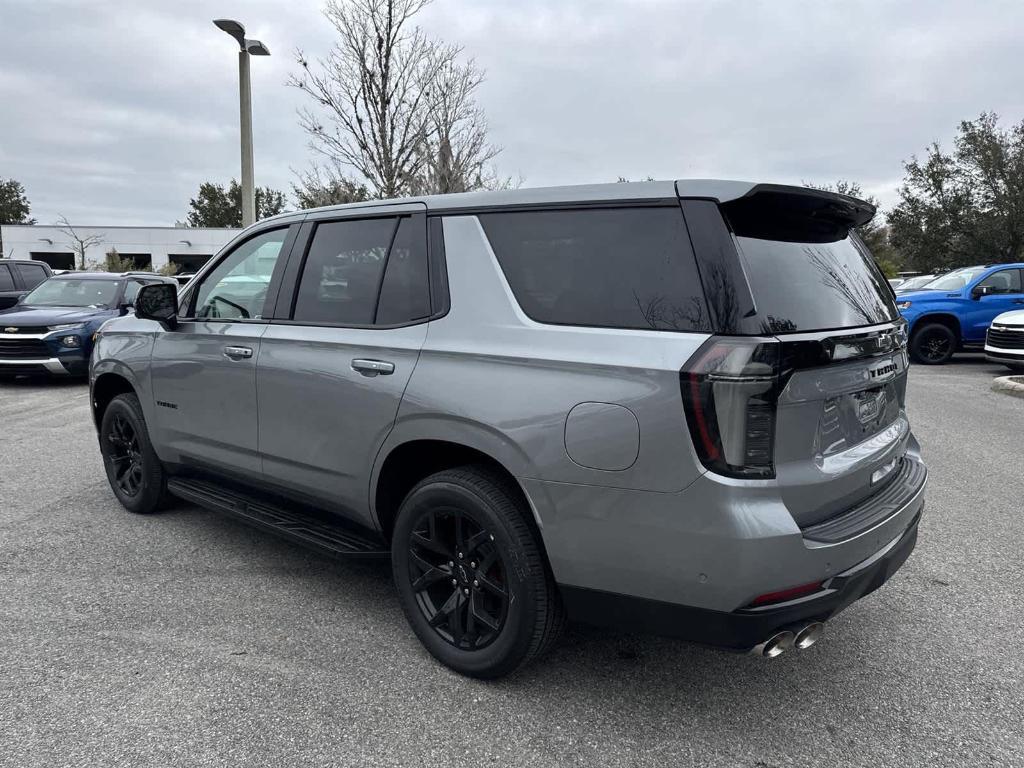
[99,393,169,514]
[391,465,565,679]
[910,323,956,364]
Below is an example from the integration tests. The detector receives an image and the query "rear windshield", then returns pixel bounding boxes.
[722,194,898,333]
[479,207,710,332]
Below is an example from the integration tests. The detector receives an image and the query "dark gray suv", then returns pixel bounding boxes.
[90,180,926,677]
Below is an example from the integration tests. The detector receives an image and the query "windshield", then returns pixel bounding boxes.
[23,278,120,307]
[924,267,986,291]
[897,276,934,291]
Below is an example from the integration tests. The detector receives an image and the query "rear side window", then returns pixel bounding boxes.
[0,265,13,291]
[14,263,48,288]
[478,207,710,332]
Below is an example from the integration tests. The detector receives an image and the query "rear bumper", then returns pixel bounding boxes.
[561,509,920,651]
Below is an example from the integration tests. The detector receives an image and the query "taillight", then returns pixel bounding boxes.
[680,337,781,479]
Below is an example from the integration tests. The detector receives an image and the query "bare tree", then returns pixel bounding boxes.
[290,0,457,199]
[57,216,104,270]
[410,57,510,195]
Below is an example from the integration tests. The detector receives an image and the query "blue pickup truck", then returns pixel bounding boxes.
[898,263,1024,364]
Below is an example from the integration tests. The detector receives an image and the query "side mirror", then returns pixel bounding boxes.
[971,285,991,299]
[135,283,178,329]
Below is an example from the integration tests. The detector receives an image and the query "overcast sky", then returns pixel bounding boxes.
[2,0,1023,225]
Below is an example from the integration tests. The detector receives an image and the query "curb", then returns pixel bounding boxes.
[991,376,1024,399]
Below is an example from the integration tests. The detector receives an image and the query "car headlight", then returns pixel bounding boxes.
[896,301,912,310]
[47,323,86,332]
[60,335,82,348]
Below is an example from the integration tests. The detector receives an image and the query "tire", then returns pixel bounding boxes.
[910,323,957,365]
[391,465,565,679]
[99,393,169,514]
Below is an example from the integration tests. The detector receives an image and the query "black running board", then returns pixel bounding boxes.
[167,477,389,559]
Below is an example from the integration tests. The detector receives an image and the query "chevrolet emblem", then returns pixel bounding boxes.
[3,327,18,333]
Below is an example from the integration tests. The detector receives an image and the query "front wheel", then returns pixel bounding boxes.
[910,323,957,365]
[99,393,169,514]
[391,466,565,678]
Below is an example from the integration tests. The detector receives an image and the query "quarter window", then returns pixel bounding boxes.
[0,265,13,291]
[478,207,710,332]
[193,229,288,320]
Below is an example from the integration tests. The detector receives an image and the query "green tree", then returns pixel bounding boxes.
[889,112,1024,272]
[0,177,35,257]
[184,180,287,227]
[805,179,901,276]
[292,165,370,209]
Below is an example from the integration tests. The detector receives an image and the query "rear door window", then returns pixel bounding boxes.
[375,217,431,325]
[292,218,397,325]
[14,263,48,288]
[478,207,710,332]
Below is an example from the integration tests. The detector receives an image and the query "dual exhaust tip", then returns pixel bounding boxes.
[754,622,824,658]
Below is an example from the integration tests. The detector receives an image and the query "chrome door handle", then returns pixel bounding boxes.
[351,358,395,376]
[223,345,254,360]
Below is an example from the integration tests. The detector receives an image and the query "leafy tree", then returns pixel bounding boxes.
[805,180,901,276]
[0,177,35,257]
[889,112,1024,272]
[184,180,287,227]
[292,164,370,209]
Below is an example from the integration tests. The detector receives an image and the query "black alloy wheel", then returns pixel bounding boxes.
[99,393,169,514]
[910,323,956,365]
[106,413,144,497]
[407,507,509,650]
[391,466,565,678]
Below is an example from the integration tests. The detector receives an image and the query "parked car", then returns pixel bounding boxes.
[896,263,1024,364]
[90,181,926,677]
[0,271,176,378]
[0,258,52,309]
[894,274,937,293]
[984,309,1024,371]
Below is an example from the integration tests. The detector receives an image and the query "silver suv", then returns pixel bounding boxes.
[91,180,927,677]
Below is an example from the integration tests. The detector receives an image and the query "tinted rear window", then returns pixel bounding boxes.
[722,195,898,333]
[479,207,710,332]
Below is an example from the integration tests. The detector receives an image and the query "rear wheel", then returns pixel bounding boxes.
[910,323,957,365]
[99,393,169,514]
[391,466,565,678]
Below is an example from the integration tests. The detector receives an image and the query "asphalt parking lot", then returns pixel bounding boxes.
[1,357,1022,768]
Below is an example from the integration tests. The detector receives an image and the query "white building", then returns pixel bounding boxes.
[0,224,238,274]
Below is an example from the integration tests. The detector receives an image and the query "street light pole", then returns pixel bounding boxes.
[213,19,270,228]
[238,49,255,227]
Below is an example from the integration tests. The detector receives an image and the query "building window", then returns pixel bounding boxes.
[29,252,76,270]
[169,253,214,275]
